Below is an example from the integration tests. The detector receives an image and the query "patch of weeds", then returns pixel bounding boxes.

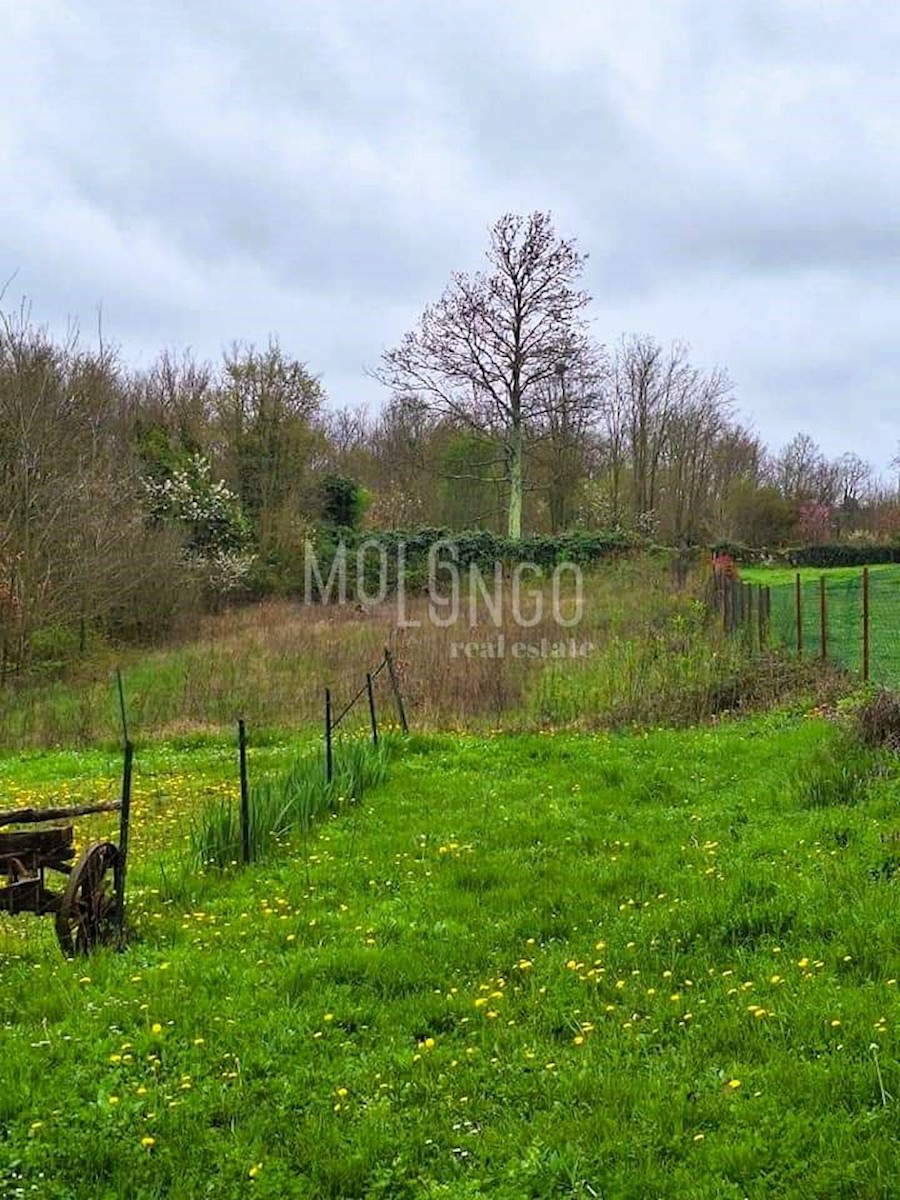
[790,731,881,809]
[191,735,393,866]
[857,688,900,751]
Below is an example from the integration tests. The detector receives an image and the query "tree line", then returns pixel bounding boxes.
[1,212,895,667]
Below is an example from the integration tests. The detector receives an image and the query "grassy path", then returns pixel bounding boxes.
[3,717,900,1197]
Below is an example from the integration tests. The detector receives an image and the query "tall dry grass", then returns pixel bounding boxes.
[0,557,840,746]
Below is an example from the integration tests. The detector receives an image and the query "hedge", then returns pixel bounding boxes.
[303,527,636,600]
[784,545,900,568]
[712,542,900,570]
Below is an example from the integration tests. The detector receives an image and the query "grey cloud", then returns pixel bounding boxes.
[1,0,898,469]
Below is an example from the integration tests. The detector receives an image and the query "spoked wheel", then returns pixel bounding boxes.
[55,840,121,957]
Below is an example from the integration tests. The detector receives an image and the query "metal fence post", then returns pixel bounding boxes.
[366,672,379,746]
[383,647,409,733]
[116,739,133,934]
[325,688,334,782]
[238,719,250,864]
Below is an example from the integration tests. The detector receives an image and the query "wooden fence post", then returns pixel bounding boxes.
[795,573,803,660]
[238,719,250,865]
[757,583,765,650]
[863,567,870,682]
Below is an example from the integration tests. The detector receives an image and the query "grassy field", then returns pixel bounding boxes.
[4,710,900,1198]
[738,564,900,588]
[738,564,900,685]
[0,559,831,748]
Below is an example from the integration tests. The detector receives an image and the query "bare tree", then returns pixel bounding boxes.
[377,211,591,539]
[662,366,735,540]
[835,452,872,508]
[532,348,605,532]
[0,302,198,667]
[368,395,439,526]
[131,349,214,456]
[707,423,765,537]
[774,433,833,503]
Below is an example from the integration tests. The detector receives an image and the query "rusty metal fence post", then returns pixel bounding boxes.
[238,719,250,864]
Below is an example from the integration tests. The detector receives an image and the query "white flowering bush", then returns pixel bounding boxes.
[187,548,258,595]
[143,454,254,591]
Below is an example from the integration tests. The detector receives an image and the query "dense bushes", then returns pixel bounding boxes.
[304,526,635,600]
[714,542,900,570]
[784,545,900,568]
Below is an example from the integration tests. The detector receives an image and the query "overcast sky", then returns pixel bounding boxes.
[2,0,898,471]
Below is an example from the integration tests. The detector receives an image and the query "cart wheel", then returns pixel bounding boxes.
[55,841,121,957]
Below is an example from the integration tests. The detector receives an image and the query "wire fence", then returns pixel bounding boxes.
[714,568,900,686]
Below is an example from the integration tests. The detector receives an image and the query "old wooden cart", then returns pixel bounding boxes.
[0,743,133,957]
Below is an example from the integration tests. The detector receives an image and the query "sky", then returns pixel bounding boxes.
[2,0,898,472]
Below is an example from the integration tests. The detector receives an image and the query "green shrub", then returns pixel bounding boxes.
[786,545,900,568]
[320,475,371,531]
[790,731,881,809]
[302,527,636,602]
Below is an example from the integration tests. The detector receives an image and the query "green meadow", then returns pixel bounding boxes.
[738,564,900,589]
[4,708,900,1199]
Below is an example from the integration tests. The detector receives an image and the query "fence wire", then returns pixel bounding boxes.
[764,571,900,685]
[864,573,900,685]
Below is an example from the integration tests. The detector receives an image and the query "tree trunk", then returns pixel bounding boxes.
[507,424,523,540]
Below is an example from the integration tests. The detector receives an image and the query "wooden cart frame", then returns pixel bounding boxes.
[0,742,133,957]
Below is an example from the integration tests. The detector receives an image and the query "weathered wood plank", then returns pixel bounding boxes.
[0,800,121,828]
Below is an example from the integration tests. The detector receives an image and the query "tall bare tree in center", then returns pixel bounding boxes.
[378,212,591,539]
